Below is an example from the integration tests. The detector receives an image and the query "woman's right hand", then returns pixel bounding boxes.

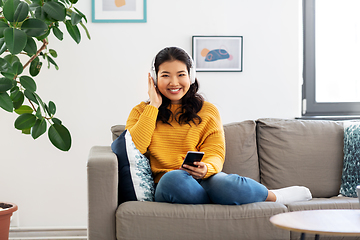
[148,73,162,108]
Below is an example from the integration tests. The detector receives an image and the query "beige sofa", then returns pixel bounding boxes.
[87,118,360,240]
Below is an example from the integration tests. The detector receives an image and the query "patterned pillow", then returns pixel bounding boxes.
[111,130,155,204]
[340,123,360,197]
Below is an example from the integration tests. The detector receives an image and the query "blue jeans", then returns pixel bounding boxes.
[154,170,269,205]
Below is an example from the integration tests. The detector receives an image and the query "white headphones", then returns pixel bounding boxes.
[150,47,196,85]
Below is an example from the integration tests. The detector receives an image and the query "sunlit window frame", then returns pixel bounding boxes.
[302,0,360,118]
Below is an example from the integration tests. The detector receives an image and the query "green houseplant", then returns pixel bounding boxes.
[0,0,89,236]
[0,0,89,151]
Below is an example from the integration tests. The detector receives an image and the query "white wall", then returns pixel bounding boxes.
[0,0,302,228]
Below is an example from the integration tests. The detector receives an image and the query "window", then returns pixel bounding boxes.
[303,0,360,117]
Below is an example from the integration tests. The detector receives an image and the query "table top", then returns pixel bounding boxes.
[270,209,360,236]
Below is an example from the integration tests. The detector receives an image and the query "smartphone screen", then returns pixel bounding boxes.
[182,151,204,168]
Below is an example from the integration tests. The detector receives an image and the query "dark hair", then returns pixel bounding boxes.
[154,47,204,125]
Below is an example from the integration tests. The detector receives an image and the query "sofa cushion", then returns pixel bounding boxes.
[111,125,125,141]
[111,130,155,204]
[286,197,360,212]
[223,121,260,182]
[116,201,289,240]
[340,122,360,197]
[256,118,344,198]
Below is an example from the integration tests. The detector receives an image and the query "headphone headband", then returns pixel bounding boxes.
[150,47,196,85]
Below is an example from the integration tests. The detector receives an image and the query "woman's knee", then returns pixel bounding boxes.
[155,170,210,204]
[202,172,268,205]
[159,169,189,183]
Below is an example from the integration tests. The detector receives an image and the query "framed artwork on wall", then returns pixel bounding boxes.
[192,36,243,72]
[92,0,147,23]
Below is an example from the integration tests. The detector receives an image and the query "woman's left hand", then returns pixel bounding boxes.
[180,162,208,179]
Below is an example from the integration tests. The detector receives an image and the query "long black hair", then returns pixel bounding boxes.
[154,47,204,126]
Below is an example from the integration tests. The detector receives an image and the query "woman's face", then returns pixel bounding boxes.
[157,60,191,104]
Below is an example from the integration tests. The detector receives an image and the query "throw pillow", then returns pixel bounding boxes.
[340,123,360,197]
[111,130,155,204]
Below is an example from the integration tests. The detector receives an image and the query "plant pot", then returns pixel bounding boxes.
[0,202,18,240]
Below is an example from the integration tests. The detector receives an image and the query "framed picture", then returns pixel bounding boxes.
[192,36,243,72]
[92,0,147,23]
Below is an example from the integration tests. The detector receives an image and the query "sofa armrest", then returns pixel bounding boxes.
[87,146,118,240]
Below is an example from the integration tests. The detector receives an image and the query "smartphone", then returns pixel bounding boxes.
[181,151,204,168]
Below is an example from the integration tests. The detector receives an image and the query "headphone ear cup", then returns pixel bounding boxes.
[150,56,157,85]
[150,68,157,85]
[190,67,196,84]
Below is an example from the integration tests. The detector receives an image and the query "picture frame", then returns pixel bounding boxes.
[192,36,243,72]
[92,0,147,23]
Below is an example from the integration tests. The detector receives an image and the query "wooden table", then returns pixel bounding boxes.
[270,209,360,240]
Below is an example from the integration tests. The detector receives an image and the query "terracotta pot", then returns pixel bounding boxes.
[0,202,18,240]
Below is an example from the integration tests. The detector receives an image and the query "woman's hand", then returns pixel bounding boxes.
[181,162,208,179]
[148,73,162,108]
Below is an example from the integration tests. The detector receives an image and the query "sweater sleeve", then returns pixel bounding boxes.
[125,102,158,154]
[198,104,225,179]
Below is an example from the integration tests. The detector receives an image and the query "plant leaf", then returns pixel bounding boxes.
[24,89,38,104]
[14,104,33,114]
[11,90,24,109]
[4,54,20,64]
[71,11,82,25]
[43,102,50,115]
[1,71,15,79]
[14,113,36,130]
[0,91,13,112]
[65,20,80,44]
[4,28,27,54]
[48,100,55,114]
[23,36,37,55]
[0,57,9,72]
[51,117,61,125]
[36,28,50,41]
[14,2,29,23]
[30,0,42,6]
[0,38,7,56]
[48,123,71,151]
[34,6,46,21]
[74,7,87,23]
[32,92,49,116]
[31,118,46,139]
[20,75,36,92]
[29,57,42,76]
[21,18,48,37]
[0,77,12,92]
[35,105,42,119]
[79,21,90,40]
[22,128,31,134]
[0,22,9,38]
[43,1,66,21]
[49,49,57,58]
[12,61,23,75]
[47,55,58,70]
[3,0,20,22]
[52,26,63,41]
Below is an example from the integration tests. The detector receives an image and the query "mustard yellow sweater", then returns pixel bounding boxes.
[125,101,225,183]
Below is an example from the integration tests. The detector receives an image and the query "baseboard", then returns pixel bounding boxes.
[9,227,87,240]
